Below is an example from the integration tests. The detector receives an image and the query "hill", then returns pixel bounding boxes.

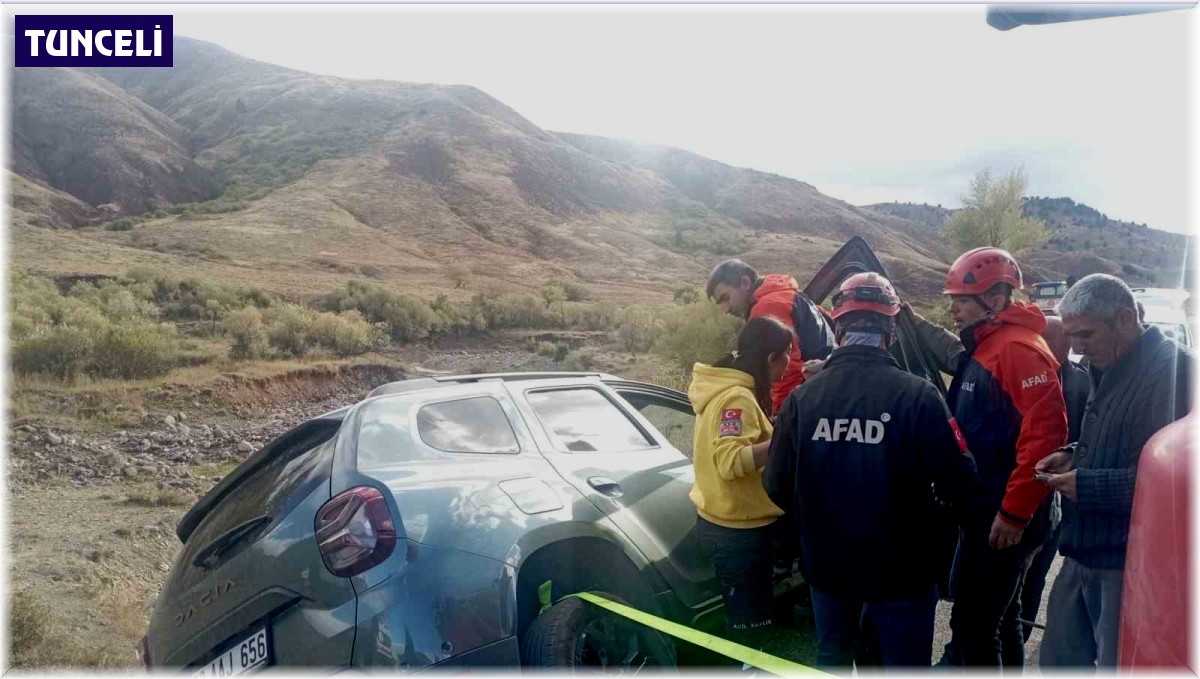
[866,198,1190,288]
[8,35,1183,306]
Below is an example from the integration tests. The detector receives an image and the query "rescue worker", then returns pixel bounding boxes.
[937,247,1069,668]
[905,310,1089,649]
[706,259,837,414]
[706,259,837,581]
[688,316,793,653]
[763,272,978,671]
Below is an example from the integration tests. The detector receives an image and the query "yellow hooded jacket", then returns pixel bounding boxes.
[687,363,783,529]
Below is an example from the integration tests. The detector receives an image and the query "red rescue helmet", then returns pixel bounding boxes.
[944,247,1023,296]
[831,272,900,320]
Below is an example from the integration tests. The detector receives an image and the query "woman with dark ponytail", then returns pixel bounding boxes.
[687,316,794,652]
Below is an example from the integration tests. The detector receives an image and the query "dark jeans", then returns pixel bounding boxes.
[1039,558,1124,668]
[1018,523,1060,642]
[943,517,1045,669]
[810,585,938,672]
[696,516,775,649]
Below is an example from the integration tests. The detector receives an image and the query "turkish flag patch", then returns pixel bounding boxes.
[719,408,743,437]
[949,417,969,453]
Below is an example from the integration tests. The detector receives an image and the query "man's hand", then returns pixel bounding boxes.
[802,359,825,379]
[1036,449,1074,475]
[989,515,1024,549]
[1039,470,1078,501]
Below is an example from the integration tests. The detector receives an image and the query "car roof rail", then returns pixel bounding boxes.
[432,371,621,383]
[364,371,621,399]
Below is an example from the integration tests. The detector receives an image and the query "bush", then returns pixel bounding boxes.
[9,271,179,380]
[11,326,94,380]
[308,310,385,357]
[537,341,557,358]
[325,280,437,343]
[618,307,665,356]
[224,307,269,359]
[560,281,590,302]
[431,294,488,338]
[554,342,571,362]
[653,302,742,369]
[563,348,597,371]
[106,218,136,231]
[263,304,318,356]
[91,322,179,379]
[673,287,702,305]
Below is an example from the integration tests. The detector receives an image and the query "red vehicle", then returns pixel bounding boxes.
[1119,413,1191,668]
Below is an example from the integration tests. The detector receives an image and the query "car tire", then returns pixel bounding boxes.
[521,591,676,671]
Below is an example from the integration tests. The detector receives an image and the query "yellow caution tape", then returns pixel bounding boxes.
[567,591,828,676]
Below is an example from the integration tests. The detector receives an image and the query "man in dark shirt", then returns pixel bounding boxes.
[1037,274,1194,668]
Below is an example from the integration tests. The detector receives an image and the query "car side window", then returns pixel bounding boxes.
[527,388,654,453]
[417,396,520,454]
[617,391,695,459]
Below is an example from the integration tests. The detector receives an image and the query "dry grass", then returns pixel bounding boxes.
[8,589,133,669]
[122,485,196,508]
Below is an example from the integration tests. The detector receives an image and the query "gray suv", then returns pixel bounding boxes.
[143,238,947,673]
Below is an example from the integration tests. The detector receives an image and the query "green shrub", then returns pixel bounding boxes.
[653,302,742,369]
[106,218,136,232]
[11,326,93,380]
[431,294,487,338]
[308,310,385,357]
[672,287,702,305]
[560,281,590,302]
[9,271,179,379]
[618,307,665,356]
[562,348,597,371]
[263,304,317,356]
[325,281,438,343]
[554,342,571,362]
[224,307,269,359]
[536,341,557,358]
[91,322,179,379]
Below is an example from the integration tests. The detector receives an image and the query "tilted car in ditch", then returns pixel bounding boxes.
[143,237,950,673]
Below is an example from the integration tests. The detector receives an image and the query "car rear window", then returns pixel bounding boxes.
[177,420,339,578]
[527,388,654,453]
[417,396,520,454]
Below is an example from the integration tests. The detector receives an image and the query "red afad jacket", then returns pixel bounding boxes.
[749,274,836,415]
[948,302,1069,525]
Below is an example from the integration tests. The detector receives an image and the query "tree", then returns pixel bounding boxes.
[539,281,567,310]
[446,265,472,290]
[943,169,1048,253]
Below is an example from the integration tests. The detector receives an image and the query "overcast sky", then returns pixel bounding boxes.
[10,4,1195,232]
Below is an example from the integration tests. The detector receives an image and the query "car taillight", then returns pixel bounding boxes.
[137,634,152,669]
[315,486,397,577]
[1048,299,1056,307]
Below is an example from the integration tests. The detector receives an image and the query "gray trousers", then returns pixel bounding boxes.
[1039,557,1125,668]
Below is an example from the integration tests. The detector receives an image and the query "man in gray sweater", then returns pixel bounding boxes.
[1036,274,1194,668]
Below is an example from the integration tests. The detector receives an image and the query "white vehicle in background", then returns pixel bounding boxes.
[1030,281,1069,315]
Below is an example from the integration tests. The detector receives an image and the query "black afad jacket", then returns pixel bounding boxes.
[764,345,978,601]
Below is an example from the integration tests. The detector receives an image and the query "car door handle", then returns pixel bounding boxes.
[587,476,624,498]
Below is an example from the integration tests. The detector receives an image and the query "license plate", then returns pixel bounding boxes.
[191,627,269,678]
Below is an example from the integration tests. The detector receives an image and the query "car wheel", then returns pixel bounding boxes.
[521,591,676,672]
